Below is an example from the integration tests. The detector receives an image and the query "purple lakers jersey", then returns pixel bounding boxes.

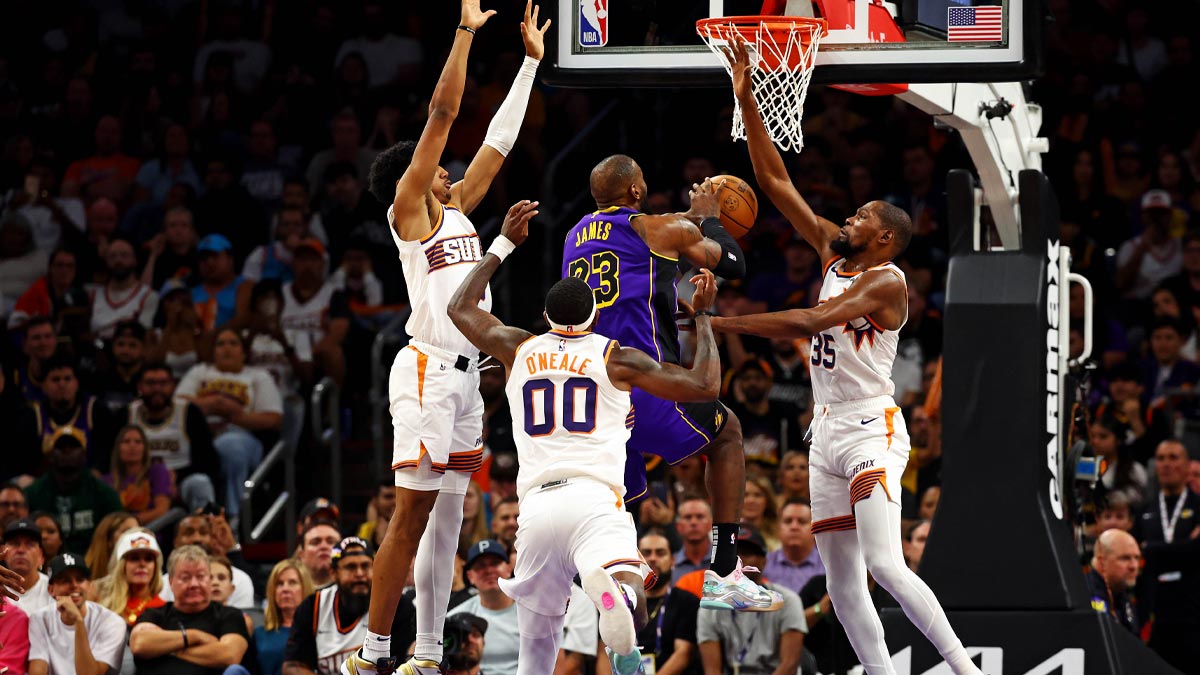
[562,207,681,364]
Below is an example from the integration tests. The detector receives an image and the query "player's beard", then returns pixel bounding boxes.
[829,236,867,259]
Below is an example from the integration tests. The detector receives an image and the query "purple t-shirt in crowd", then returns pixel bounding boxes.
[103,462,174,512]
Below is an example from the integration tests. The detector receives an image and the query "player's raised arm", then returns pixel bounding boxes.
[391,1,496,241]
[711,267,906,338]
[606,269,722,401]
[452,1,550,215]
[725,35,840,259]
[448,199,539,369]
[662,179,747,279]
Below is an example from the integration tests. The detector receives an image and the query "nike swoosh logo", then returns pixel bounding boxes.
[860,417,879,425]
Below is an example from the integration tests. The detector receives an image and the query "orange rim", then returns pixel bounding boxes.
[696,16,827,71]
[695,15,828,44]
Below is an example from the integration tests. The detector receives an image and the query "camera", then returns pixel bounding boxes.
[442,613,487,671]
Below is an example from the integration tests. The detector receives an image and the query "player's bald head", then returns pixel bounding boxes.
[590,154,642,206]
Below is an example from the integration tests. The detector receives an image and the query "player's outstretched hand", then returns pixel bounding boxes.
[690,268,718,312]
[500,199,539,246]
[520,0,552,60]
[723,34,753,101]
[686,178,720,221]
[461,0,497,31]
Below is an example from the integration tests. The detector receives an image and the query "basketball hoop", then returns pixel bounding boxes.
[696,16,828,152]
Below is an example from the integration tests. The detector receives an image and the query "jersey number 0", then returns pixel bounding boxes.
[523,377,599,436]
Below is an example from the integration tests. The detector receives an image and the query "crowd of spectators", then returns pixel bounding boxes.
[2,0,1200,673]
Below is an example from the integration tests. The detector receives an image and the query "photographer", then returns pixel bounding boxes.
[442,613,487,675]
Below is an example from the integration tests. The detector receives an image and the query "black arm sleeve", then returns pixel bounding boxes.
[700,217,747,280]
[283,596,319,668]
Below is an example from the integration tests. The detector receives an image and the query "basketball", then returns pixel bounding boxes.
[710,174,758,238]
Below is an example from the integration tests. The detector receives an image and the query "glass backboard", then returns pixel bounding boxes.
[546,0,1043,87]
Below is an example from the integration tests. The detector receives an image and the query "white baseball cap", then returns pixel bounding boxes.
[1141,189,1172,210]
[114,529,163,562]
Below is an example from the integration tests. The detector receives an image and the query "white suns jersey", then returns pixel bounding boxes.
[810,257,907,405]
[506,332,633,499]
[313,585,367,675]
[388,203,491,356]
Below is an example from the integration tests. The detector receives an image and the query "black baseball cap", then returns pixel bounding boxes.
[736,524,768,557]
[301,498,340,523]
[47,552,90,582]
[3,519,41,545]
[465,539,509,570]
[447,612,488,636]
[331,536,373,566]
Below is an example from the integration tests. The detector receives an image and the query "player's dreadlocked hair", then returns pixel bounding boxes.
[366,140,418,206]
[544,277,596,328]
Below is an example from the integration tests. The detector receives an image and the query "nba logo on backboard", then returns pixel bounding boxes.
[579,0,608,47]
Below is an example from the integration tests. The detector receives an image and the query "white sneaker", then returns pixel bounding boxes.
[581,567,638,655]
[701,558,784,611]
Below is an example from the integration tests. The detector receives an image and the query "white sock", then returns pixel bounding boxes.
[515,604,565,675]
[619,583,638,611]
[413,490,467,663]
[362,630,391,663]
[855,488,981,675]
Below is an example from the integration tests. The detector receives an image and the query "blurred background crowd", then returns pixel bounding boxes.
[2,0,1200,673]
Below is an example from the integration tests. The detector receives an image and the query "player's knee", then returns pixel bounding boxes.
[862,552,907,591]
[824,576,857,607]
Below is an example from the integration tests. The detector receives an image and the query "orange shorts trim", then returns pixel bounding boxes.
[391,442,449,474]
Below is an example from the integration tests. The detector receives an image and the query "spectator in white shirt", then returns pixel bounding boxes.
[3,518,51,614]
[176,328,283,521]
[29,553,127,675]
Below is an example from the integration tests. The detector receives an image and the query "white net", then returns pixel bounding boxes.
[697,18,825,153]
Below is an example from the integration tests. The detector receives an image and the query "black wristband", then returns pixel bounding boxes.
[694,310,717,318]
[457,24,476,34]
[699,217,747,280]
[180,624,189,648]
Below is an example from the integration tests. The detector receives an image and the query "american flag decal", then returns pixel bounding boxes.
[947,6,1003,42]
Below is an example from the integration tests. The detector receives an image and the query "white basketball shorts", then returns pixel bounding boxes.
[807,395,911,535]
[389,344,484,493]
[499,476,650,616]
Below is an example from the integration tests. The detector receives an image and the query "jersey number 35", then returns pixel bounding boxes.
[811,334,836,370]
